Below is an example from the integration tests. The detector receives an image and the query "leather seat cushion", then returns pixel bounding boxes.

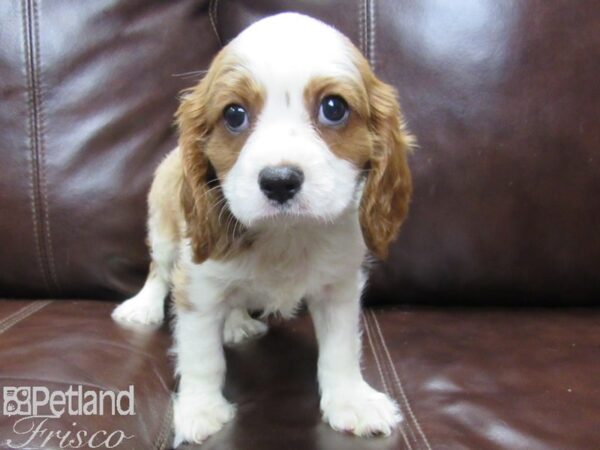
[0,301,598,450]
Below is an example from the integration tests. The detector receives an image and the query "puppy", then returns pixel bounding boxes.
[112,12,412,445]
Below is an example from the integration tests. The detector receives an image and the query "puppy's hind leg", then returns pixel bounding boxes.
[223,308,268,345]
[112,262,169,325]
[113,147,183,326]
[112,231,176,326]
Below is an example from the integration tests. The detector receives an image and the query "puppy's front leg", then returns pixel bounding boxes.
[172,278,234,446]
[308,274,402,437]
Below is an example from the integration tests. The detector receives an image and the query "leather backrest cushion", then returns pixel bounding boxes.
[0,0,219,298]
[1,0,598,304]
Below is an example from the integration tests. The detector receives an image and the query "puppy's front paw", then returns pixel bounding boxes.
[112,296,164,325]
[173,393,235,446]
[321,383,402,437]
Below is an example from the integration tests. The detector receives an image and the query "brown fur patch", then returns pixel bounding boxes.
[304,50,414,260]
[148,148,185,244]
[353,49,413,260]
[304,76,373,168]
[176,48,265,263]
[171,263,192,311]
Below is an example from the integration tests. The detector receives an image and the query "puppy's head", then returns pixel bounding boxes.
[178,13,412,263]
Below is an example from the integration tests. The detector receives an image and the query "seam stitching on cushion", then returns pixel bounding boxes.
[362,312,391,394]
[22,0,50,292]
[209,0,223,47]
[368,311,420,448]
[32,0,60,292]
[358,0,365,55]
[154,396,174,450]
[370,310,430,450]
[0,301,52,335]
[364,0,369,58]
[363,312,413,449]
[368,0,376,69]
[366,312,416,448]
[371,310,433,450]
[0,304,33,329]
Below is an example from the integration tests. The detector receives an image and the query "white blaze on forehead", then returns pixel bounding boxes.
[228,13,359,86]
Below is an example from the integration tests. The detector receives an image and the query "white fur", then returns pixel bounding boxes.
[224,15,360,227]
[111,276,166,325]
[112,13,401,446]
[223,307,268,345]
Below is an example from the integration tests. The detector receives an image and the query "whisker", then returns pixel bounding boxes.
[206,196,227,217]
[172,69,209,79]
[233,222,239,241]
[225,213,237,242]
[217,198,229,224]
[196,184,222,200]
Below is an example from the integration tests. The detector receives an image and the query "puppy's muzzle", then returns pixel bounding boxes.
[259,166,304,204]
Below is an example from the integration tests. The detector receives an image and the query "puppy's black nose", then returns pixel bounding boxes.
[259,166,304,204]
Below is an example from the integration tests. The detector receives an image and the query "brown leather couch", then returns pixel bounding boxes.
[1,1,599,449]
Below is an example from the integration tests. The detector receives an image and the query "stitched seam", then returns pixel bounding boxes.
[367,311,420,448]
[368,0,376,69]
[370,310,429,450]
[208,0,222,47]
[362,312,391,394]
[365,312,415,449]
[357,0,365,55]
[364,0,370,63]
[371,310,433,450]
[154,396,174,450]
[363,312,413,449]
[22,0,50,292]
[0,304,36,329]
[32,0,60,291]
[0,301,52,335]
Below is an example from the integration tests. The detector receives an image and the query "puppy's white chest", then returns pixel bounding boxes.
[236,234,319,315]
[189,216,365,316]
[221,223,362,314]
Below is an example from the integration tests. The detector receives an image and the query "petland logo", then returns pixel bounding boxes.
[2,385,135,448]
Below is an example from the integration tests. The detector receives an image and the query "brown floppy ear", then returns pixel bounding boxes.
[176,69,242,264]
[360,74,413,260]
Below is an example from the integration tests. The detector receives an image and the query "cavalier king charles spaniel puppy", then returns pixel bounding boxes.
[112,12,412,445]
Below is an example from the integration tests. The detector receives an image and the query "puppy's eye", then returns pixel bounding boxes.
[318,95,349,126]
[223,104,249,132]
